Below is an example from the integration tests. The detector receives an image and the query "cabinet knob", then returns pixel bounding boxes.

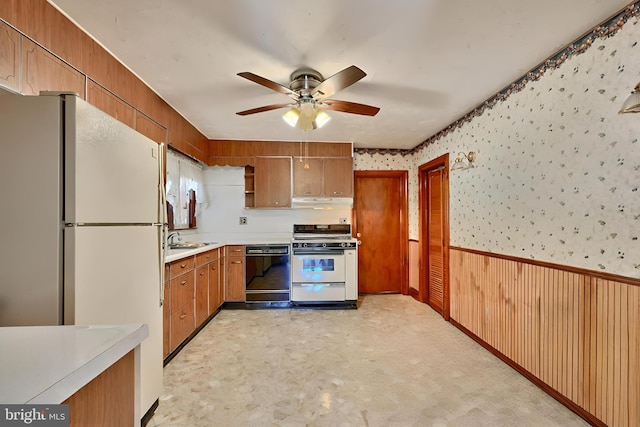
[232,261,242,264]
[180,263,187,269]
[200,271,205,276]
[181,280,187,285]
[180,314,187,320]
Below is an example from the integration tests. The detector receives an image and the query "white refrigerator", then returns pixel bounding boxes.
[0,90,164,420]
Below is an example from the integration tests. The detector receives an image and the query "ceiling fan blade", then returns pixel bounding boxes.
[237,72,299,99]
[236,103,293,116]
[311,65,366,100]
[319,99,380,116]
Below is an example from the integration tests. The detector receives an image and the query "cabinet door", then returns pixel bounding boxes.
[254,157,291,208]
[170,300,195,352]
[86,79,135,128]
[21,38,86,97]
[135,110,167,144]
[224,245,245,302]
[292,157,323,197]
[162,278,170,358]
[195,265,209,326]
[208,259,221,314]
[0,21,20,92]
[323,157,353,197]
[170,272,194,314]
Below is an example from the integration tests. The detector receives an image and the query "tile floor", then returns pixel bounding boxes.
[149,294,588,427]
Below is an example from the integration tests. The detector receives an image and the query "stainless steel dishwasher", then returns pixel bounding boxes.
[244,245,290,302]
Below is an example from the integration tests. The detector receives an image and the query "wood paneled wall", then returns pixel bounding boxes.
[450,247,639,427]
[0,0,208,161]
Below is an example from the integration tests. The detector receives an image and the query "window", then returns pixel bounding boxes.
[165,149,207,229]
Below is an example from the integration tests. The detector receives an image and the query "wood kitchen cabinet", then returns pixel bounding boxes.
[225,245,245,302]
[86,78,135,128]
[162,264,170,358]
[0,21,20,92]
[168,257,195,353]
[209,258,222,314]
[254,157,291,208]
[293,157,323,197]
[21,38,86,98]
[323,157,354,197]
[292,157,353,198]
[195,264,209,326]
[194,248,220,325]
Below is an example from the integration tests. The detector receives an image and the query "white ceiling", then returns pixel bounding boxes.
[49,0,632,150]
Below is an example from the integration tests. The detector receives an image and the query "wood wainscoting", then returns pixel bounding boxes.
[450,247,639,427]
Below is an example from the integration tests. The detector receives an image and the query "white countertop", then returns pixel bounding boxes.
[0,323,148,404]
[165,239,292,263]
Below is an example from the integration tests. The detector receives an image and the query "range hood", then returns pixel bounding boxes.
[291,197,353,209]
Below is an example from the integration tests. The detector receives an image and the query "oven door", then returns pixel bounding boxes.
[291,249,346,284]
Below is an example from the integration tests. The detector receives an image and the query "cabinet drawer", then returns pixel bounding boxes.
[170,300,195,352]
[169,256,195,279]
[196,248,219,267]
[170,272,195,314]
[225,245,244,256]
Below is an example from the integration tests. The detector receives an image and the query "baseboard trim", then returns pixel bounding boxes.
[408,286,420,301]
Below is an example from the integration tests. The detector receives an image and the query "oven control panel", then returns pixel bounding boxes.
[292,241,356,249]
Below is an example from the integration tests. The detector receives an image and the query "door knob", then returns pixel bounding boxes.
[356,232,361,237]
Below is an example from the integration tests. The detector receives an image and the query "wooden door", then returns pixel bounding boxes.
[427,169,445,314]
[354,171,408,294]
[418,154,450,320]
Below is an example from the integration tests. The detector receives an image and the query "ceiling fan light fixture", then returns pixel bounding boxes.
[314,110,331,128]
[283,108,300,127]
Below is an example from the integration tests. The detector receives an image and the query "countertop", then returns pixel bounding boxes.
[165,239,292,263]
[0,323,148,404]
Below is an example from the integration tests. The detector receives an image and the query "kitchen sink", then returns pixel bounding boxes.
[168,241,217,250]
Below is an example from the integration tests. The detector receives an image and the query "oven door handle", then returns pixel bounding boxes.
[293,250,344,256]
[296,283,343,287]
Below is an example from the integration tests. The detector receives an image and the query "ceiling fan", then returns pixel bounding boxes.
[236,65,380,130]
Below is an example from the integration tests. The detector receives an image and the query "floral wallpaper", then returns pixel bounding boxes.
[356,11,640,278]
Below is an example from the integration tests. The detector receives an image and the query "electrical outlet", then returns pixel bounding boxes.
[339,218,348,224]
[239,216,247,225]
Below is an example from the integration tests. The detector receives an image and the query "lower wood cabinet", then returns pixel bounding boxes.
[169,269,195,352]
[164,247,223,360]
[208,259,222,315]
[225,245,245,302]
[195,264,209,325]
[162,265,170,358]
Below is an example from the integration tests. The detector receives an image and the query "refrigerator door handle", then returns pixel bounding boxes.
[158,143,167,307]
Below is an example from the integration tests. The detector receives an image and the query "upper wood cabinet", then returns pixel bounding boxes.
[21,38,85,97]
[86,79,135,128]
[254,157,292,208]
[0,21,20,92]
[293,157,323,197]
[324,157,354,197]
[293,157,353,198]
[135,110,167,144]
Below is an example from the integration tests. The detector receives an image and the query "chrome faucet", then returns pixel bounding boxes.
[167,232,181,245]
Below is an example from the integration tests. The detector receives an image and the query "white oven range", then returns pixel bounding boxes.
[291,224,358,307]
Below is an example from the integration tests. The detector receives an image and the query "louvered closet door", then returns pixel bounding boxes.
[428,169,445,314]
